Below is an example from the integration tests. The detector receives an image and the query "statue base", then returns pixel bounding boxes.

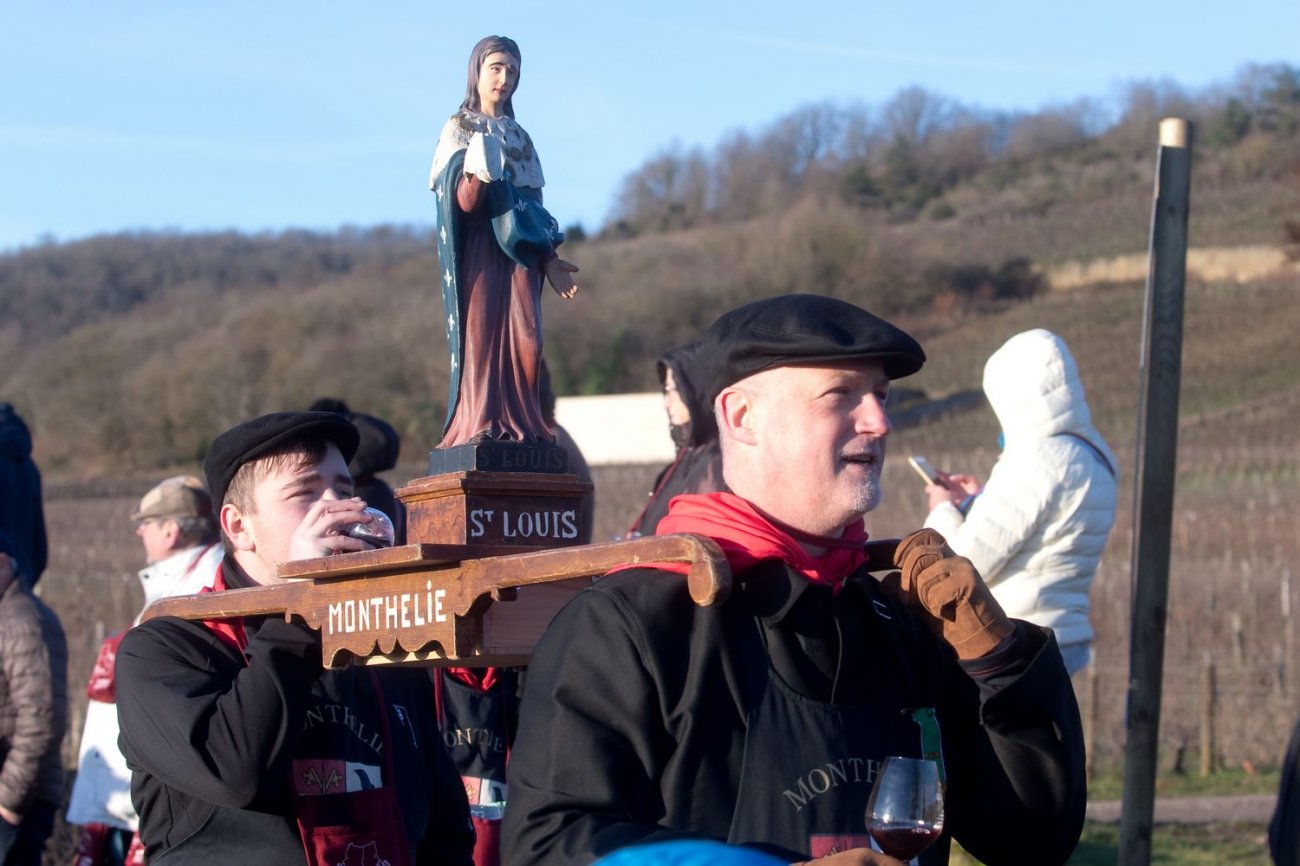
[394,455,595,664]
[397,469,590,550]
[427,439,568,476]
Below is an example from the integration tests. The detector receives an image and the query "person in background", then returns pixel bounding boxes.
[626,340,726,538]
[502,295,1086,866]
[0,404,47,590]
[115,412,474,865]
[68,476,223,866]
[432,667,520,866]
[309,398,407,544]
[921,329,1117,676]
[0,529,67,866]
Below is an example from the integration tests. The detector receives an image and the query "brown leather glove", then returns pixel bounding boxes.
[882,528,1015,660]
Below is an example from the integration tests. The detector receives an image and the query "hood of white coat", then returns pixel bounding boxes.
[983,329,1106,452]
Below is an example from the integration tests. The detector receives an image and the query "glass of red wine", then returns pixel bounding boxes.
[864,756,944,862]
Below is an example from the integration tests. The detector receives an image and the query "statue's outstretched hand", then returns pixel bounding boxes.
[544,257,580,299]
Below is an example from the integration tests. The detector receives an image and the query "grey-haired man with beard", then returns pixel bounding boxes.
[503,294,1087,866]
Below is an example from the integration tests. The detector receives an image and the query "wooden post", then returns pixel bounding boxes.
[1118,118,1193,866]
[1284,568,1294,700]
[1084,664,1099,782]
[1200,656,1216,777]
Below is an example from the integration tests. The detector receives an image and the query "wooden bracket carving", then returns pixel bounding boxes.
[140,533,730,668]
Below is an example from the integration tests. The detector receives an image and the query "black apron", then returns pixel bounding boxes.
[725,591,948,864]
[290,671,412,866]
[435,670,514,866]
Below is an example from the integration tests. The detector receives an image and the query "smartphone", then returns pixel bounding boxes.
[907,455,941,485]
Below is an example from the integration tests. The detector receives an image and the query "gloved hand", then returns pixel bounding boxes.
[791,848,905,865]
[882,528,1014,660]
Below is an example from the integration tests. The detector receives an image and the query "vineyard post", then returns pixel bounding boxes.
[1284,567,1294,700]
[1118,117,1193,866]
[1084,664,1099,781]
[1200,655,1217,777]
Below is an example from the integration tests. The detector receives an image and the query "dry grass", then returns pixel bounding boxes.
[1049,245,1298,290]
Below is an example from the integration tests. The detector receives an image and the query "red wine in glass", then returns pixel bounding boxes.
[865,823,942,861]
[865,756,944,862]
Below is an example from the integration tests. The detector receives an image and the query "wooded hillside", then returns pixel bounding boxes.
[2,62,1297,475]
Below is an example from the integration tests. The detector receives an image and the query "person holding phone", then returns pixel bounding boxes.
[921,329,1117,676]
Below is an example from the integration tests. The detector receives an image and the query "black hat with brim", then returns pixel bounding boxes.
[205,411,361,509]
[704,293,926,396]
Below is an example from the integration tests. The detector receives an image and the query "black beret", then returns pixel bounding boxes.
[704,294,926,394]
[205,411,360,508]
[349,412,401,476]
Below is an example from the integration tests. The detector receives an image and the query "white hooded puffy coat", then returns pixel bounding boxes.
[924,329,1118,648]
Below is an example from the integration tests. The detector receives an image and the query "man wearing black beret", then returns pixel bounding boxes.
[115,412,474,866]
[503,295,1087,865]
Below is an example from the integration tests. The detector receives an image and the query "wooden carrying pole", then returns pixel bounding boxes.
[1118,117,1193,866]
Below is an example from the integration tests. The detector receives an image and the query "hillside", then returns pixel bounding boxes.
[2,67,1298,474]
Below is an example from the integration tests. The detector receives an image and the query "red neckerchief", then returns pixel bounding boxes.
[444,667,499,691]
[199,565,247,651]
[654,492,868,589]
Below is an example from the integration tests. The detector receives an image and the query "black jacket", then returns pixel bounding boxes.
[116,563,474,866]
[501,560,1086,865]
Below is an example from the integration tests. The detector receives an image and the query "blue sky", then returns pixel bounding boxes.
[3,1,1296,252]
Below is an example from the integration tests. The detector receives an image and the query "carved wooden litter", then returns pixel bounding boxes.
[141,533,729,668]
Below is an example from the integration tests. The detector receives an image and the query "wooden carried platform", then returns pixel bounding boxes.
[141,533,729,667]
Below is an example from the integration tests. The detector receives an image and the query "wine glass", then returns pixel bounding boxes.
[864,756,944,863]
[339,506,396,549]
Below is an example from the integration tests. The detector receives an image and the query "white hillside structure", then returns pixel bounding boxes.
[553,393,676,466]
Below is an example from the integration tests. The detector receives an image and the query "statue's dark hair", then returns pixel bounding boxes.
[460,35,521,118]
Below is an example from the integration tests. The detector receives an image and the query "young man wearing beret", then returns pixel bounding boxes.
[502,295,1087,866]
[115,412,474,866]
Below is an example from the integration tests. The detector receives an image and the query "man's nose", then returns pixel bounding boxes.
[856,396,891,435]
[320,488,344,502]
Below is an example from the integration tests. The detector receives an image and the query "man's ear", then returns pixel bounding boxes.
[160,518,183,551]
[717,387,758,446]
[220,502,256,552]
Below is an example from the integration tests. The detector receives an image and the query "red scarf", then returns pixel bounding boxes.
[444,667,499,691]
[199,565,247,652]
[655,492,868,588]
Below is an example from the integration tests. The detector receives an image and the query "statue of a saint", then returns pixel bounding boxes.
[430,35,579,449]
